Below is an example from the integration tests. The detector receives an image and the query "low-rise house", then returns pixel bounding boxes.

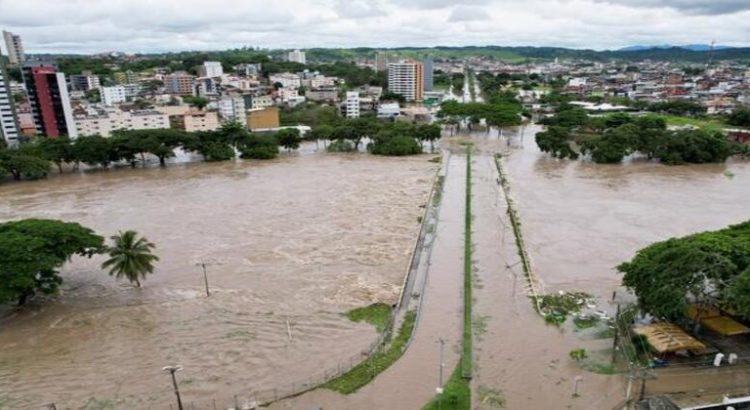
[74,109,169,137]
[169,110,220,132]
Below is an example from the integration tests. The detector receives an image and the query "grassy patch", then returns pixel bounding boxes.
[324,310,415,394]
[660,115,729,133]
[539,291,593,326]
[573,315,600,330]
[429,156,442,163]
[223,329,254,340]
[80,397,117,410]
[432,175,445,207]
[422,364,471,410]
[581,362,618,375]
[345,303,392,333]
[462,150,473,378]
[477,385,505,408]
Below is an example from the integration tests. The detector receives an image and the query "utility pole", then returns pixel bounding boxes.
[437,338,445,410]
[163,365,184,410]
[198,262,210,297]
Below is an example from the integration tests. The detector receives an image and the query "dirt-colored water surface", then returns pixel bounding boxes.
[0,147,436,409]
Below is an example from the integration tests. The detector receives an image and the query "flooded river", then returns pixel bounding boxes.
[0,146,436,409]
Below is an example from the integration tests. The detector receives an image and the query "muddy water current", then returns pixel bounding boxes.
[501,125,750,297]
[467,125,750,409]
[0,146,436,409]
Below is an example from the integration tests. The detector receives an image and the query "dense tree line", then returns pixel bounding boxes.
[0,122,293,183]
[536,109,746,165]
[619,220,750,324]
[309,116,441,156]
[728,107,750,127]
[437,96,523,134]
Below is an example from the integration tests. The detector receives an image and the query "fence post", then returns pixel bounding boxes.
[612,304,621,364]
[234,395,238,409]
[274,388,277,401]
[212,399,217,410]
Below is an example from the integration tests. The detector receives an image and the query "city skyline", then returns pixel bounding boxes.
[0,0,749,54]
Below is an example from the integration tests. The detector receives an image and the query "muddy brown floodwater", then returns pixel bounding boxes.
[469,125,750,409]
[0,145,437,409]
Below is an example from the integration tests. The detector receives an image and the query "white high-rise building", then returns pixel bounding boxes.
[287,49,306,65]
[218,95,247,122]
[100,86,127,106]
[387,60,424,102]
[2,31,25,65]
[0,58,20,146]
[345,91,360,118]
[199,61,224,78]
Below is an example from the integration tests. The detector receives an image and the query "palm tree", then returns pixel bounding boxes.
[101,230,159,287]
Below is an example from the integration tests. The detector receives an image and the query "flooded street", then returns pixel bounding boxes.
[0,146,437,409]
[470,124,750,408]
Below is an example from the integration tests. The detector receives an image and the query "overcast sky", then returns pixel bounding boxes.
[0,0,748,54]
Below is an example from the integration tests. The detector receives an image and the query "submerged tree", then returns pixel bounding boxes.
[0,219,104,305]
[101,230,159,288]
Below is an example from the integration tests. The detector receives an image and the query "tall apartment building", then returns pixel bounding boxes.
[423,57,434,92]
[22,62,77,138]
[287,49,306,65]
[375,51,393,72]
[0,57,20,146]
[100,85,127,106]
[387,60,424,102]
[69,71,101,92]
[2,31,25,65]
[344,91,360,118]
[113,70,138,84]
[198,61,223,78]
[165,72,196,96]
[218,95,247,122]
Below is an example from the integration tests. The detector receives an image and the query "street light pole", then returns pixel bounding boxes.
[163,365,184,410]
[437,338,445,410]
[201,263,210,297]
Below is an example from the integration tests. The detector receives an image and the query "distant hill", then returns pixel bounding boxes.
[619,44,732,52]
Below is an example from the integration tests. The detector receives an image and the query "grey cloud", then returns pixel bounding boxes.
[448,5,491,22]
[388,0,492,9]
[595,0,749,15]
[335,0,387,18]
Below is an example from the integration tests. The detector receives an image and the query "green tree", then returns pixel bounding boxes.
[101,230,159,288]
[36,137,74,174]
[184,96,209,110]
[276,128,302,151]
[618,220,750,322]
[72,135,117,168]
[579,124,636,164]
[238,134,279,159]
[414,123,442,152]
[0,148,51,180]
[0,219,104,305]
[728,107,750,127]
[535,126,579,159]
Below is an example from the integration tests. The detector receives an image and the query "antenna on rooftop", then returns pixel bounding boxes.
[705,40,716,69]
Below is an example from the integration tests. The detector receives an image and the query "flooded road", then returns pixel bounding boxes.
[0,146,436,409]
[468,125,750,408]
